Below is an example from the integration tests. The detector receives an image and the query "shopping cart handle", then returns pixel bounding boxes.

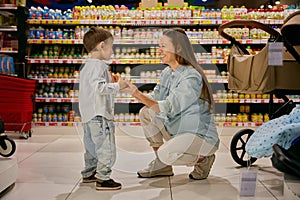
[218,19,281,44]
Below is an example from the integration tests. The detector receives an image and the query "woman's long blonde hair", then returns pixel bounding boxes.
[162,28,214,110]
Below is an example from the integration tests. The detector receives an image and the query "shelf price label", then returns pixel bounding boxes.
[49,98,59,102]
[202,20,213,24]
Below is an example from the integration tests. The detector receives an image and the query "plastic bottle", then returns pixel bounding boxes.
[221,6,228,19]
[74,26,81,39]
[240,6,247,19]
[242,26,249,39]
[228,6,235,19]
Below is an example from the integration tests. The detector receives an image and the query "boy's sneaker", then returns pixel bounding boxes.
[137,158,174,178]
[189,154,215,180]
[82,171,97,183]
[96,179,122,190]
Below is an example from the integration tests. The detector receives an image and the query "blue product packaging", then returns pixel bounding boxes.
[0,56,2,74]
[29,28,36,39]
[36,29,40,39]
[2,56,7,74]
[9,57,14,74]
[43,7,49,19]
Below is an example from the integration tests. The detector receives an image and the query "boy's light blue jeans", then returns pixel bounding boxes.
[81,116,116,180]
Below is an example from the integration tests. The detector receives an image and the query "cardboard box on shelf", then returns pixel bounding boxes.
[141,0,158,8]
[167,0,185,6]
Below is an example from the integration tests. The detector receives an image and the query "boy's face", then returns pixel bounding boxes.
[93,37,114,61]
[100,38,114,61]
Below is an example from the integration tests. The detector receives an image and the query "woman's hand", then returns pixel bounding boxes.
[120,80,138,95]
[118,78,129,90]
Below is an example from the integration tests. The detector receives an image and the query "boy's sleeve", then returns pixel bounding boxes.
[89,62,120,94]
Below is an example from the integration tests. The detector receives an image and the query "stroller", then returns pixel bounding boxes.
[218,11,300,167]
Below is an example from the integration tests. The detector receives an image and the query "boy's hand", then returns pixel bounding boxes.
[110,72,120,83]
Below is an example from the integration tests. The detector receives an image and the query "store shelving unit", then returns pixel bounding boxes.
[26,10,293,128]
[0,3,27,77]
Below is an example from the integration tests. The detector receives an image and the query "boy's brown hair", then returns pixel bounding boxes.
[83,27,113,53]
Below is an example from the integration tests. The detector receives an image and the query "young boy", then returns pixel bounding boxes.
[79,27,127,190]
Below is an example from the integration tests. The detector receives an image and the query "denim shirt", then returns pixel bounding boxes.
[149,65,219,147]
[79,58,119,123]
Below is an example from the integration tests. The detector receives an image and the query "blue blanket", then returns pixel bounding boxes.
[245,106,300,158]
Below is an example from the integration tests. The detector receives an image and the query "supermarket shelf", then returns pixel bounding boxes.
[0,49,18,53]
[32,77,225,84]
[26,58,226,64]
[27,58,84,64]
[32,121,263,127]
[35,97,299,104]
[0,4,17,9]
[34,78,79,83]
[33,122,81,127]
[208,78,228,83]
[26,19,284,25]
[215,122,263,127]
[27,38,268,45]
[215,98,300,103]
[35,97,78,103]
[0,26,17,31]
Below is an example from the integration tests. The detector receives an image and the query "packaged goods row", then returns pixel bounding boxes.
[28,5,299,20]
[29,26,278,41]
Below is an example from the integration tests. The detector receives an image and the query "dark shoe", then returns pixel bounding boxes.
[189,154,215,180]
[82,171,97,183]
[96,179,122,190]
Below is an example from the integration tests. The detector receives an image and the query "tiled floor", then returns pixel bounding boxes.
[1,126,286,200]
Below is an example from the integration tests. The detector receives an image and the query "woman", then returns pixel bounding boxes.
[124,28,220,180]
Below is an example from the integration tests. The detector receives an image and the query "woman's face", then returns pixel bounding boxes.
[158,35,177,65]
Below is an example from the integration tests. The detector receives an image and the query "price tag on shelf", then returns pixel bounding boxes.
[202,20,212,24]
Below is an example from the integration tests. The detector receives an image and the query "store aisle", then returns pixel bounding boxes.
[1,126,284,200]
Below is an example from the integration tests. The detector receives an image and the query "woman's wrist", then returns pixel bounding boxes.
[131,88,139,97]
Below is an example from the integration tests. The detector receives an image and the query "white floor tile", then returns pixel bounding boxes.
[18,152,84,168]
[0,127,286,200]
[1,183,75,200]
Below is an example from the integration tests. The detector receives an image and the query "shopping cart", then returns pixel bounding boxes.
[218,11,300,167]
[0,74,37,141]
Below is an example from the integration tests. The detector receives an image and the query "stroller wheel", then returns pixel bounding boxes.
[230,129,257,167]
[0,136,16,157]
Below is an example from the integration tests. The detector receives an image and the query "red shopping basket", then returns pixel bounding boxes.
[0,74,37,134]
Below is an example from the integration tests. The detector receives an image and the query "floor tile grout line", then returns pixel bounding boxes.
[16,135,64,164]
[65,178,82,200]
[258,179,280,200]
[168,176,173,200]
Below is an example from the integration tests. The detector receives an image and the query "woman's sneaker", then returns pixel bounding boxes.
[137,158,174,178]
[189,154,215,180]
[96,179,122,190]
